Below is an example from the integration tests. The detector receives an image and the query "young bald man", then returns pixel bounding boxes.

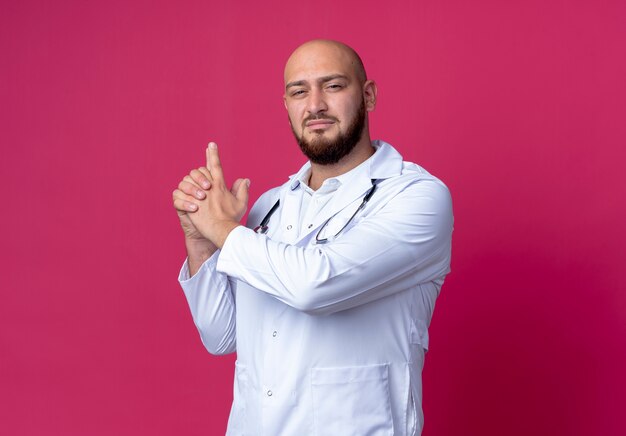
[173,40,453,435]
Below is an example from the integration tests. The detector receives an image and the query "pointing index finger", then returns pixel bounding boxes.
[206,142,224,184]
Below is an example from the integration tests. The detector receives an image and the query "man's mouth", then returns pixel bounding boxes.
[305,119,336,130]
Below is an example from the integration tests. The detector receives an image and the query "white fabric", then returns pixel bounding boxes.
[179,140,453,435]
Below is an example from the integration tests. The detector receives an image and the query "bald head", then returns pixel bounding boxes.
[284,39,367,87]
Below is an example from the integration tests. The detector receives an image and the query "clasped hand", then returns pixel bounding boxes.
[173,142,250,248]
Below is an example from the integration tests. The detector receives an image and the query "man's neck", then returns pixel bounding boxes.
[308,137,375,191]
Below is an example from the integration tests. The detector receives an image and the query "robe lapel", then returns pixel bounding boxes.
[293,171,373,245]
[287,140,404,245]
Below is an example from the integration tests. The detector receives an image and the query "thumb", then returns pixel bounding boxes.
[231,178,244,195]
[235,178,250,203]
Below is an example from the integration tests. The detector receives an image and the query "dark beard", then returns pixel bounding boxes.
[291,99,366,165]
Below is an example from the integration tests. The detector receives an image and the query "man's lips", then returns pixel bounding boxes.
[305,119,336,129]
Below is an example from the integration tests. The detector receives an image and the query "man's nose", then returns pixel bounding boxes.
[306,88,328,115]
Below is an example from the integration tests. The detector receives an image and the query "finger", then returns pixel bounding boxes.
[231,178,244,196]
[198,167,212,182]
[178,179,206,200]
[183,175,210,194]
[234,178,250,204]
[206,142,225,184]
[190,168,211,189]
[172,189,199,212]
[183,175,202,186]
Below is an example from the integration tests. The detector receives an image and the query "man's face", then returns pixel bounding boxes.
[283,43,369,165]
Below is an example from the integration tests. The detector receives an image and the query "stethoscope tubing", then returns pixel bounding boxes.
[253,179,379,244]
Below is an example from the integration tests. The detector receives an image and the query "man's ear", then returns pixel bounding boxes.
[283,94,288,110]
[363,80,378,112]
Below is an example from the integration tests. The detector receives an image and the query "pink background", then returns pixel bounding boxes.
[2,1,625,435]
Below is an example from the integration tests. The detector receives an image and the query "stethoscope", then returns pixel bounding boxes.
[254,179,379,244]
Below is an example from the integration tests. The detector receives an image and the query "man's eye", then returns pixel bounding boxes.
[327,84,343,90]
[291,90,306,97]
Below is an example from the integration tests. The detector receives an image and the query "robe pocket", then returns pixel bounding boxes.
[311,363,394,436]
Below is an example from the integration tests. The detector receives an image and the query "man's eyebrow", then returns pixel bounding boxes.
[317,74,349,84]
[285,74,349,90]
[285,80,306,90]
